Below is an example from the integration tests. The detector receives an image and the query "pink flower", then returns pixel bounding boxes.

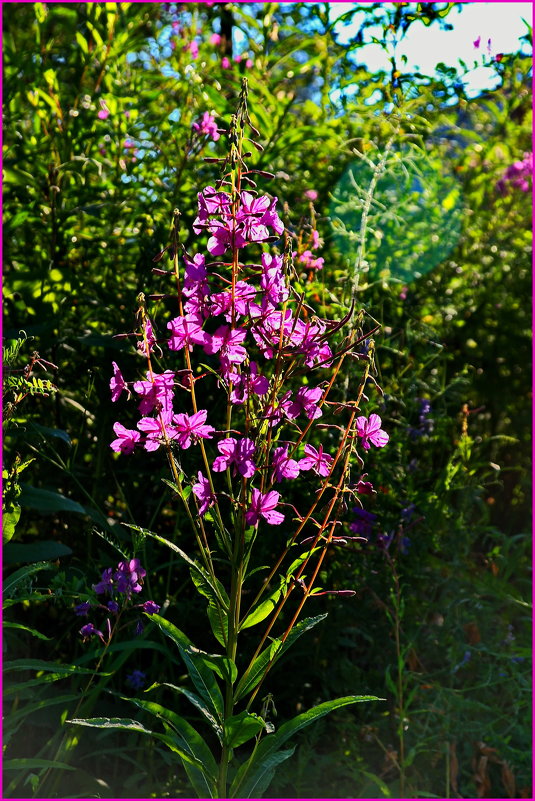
[192,471,216,516]
[228,362,269,404]
[221,56,231,69]
[137,415,174,452]
[204,325,248,365]
[212,437,256,478]
[210,32,222,46]
[192,111,220,142]
[245,59,253,69]
[299,444,333,477]
[186,40,199,59]
[356,414,389,450]
[473,36,481,49]
[133,371,175,415]
[246,489,284,526]
[304,189,318,201]
[356,477,375,495]
[97,109,110,120]
[171,409,215,449]
[271,445,300,482]
[168,313,210,352]
[285,386,323,420]
[137,317,157,356]
[110,362,129,402]
[110,422,141,454]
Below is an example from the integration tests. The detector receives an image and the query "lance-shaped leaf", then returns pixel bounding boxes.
[239,580,285,631]
[125,525,229,609]
[234,614,327,702]
[224,710,265,749]
[187,646,238,685]
[154,682,223,742]
[125,695,218,797]
[67,716,208,773]
[149,614,224,722]
[230,695,383,798]
[189,567,229,647]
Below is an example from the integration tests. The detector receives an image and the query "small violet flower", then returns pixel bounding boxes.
[141,600,160,615]
[126,669,146,690]
[79,623,105,642]
[271,445,300,482]
[74,601,92,616]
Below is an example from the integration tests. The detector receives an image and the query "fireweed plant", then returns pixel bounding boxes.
[70,81,389,799]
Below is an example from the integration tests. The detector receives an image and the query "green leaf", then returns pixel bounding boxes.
[224,711,265,749]
[125,525,228,609]
[4,540,72,564]
[3,658,110,677]
[75,31,89,54]
[239,581,284,631]
[29,422,72,445]
[207,600,229,648]
[2,505,20,543]
[125,695,218,797]
[149,614,224,722]
[187,646,237,685]
[3,622,51,641]
[230,696,383,797]
[19,485,85,515]
[7,694,81,730]
[3,562,55,600]
[154,682,223,742]
[235,614,328,702]
[3,758,75,772]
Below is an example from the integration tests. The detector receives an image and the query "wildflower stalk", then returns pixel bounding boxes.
[76,78,388,799]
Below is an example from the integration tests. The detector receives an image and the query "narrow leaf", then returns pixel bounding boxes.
[231,696,383,797]
[235,614,327,702]
[149,614,224,721]
[224,711,265,749]
[125,696,217,796]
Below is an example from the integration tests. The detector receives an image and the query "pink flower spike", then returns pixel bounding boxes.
[356,414,389,450]
[110,362,129,402]
[246,489,285,527]
[110,422,141,454]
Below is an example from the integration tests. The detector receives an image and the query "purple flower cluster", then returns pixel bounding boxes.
[77,559,160,644]
[109,159,389,531]
[496,152,532,195]
[409,398,434,439]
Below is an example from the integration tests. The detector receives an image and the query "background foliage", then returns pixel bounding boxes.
[3,2,531,798]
